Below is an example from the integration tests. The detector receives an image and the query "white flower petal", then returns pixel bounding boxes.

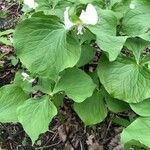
[34,2,38,9]
[24,0,38,9]
[21,72,35,83]
[21,72,29,78]
[64,7,74,30]
[129,3,135,9]
[21,72,29,81]
[77,25,83,35]
[79,4,98,25]
[28,79,35,83]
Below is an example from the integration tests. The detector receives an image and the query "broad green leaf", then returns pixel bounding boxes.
[35,77,55,94]
[102,87,130,113]
[88,71,99,85]
[130,99,150,117]
[14,71,33,93]
[17,96,57,143]
[139,32,150,42]
[0,84,28,122]
[0,10,8,19]
[112,116,130,127]
[0,29,14,36]
[98,56,150,103]
[76,0,104,6]
[13,15,81,80]
[10,56,19,66]
[121,117,150,148]
[77,0,95,3]
[141,55,150,65]
[74,91,107,125]
[79,28,96,44]
[76,44,95,67]
[53,68,96,103]
[106,97,130,113]
[0,37,12,46]
[125,38,150,63]
[36,0,74,18]
[96,34,127,61]
[110,0,122,7]
[89,9,127,61]
[31,12,60,20]
[51,93,65,108]
[111,0,131,19]
[122,0,150,36]
[124,140,150,150]
[90,9,117,35]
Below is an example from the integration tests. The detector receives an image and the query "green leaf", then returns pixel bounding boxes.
[0,84,29,122]
[88,71,99,85]
[141,54,150,65]
[76,44,95,67]
[121,117,150,148]
[98,56,150,103]
[10,56,19,66]
[77,0,95,4]
[51,93,65,108]
[36,0,74,18]
[14,71,33,93]
[13,15,81,80]
[17,96,57,143]
[112,116,130,127]
[96,34,127,61]
[124,140,150,150]
[0,37,12,46]
[54,68,96,103]
[35,77,55,94]
[79,28,96,44]
[90,9,117,35]
[122,0,150,36]
[36,0,52,12]
[111,0,131,19]
[74,91,107,125]
[106,96,130,113]
[0,10,8,19]
[130,99,150,117]
[110,0,122,7]
[102,87,130,113]
[125,38,150,63]
[0,29,14,36]
[89,9,127,61]
[139,32,150,42]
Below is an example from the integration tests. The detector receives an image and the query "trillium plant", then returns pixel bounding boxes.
[0,0,150,148]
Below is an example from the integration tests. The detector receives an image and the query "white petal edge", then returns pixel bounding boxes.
[129,3,136,9]
[77,24,84,35]
[64,7,74,30]
[24,0,38,9]
[21,72,29,81]
[79,4,98,25]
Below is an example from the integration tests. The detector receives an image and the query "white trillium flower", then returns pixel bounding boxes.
[28,79,35,83]
[24,0,38,9]
[21,72,35,83]
[129,3,136,9]
[64,4,98,35]
[79,4,98,25]
[64,7,75,30]
[21,72,29,81]
[77,24,84,35]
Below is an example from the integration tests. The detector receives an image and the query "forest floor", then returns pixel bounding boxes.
[0,1,132,150]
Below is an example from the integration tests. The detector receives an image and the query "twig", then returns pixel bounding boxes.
[102,114,114,143]
[35,140,61,150]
